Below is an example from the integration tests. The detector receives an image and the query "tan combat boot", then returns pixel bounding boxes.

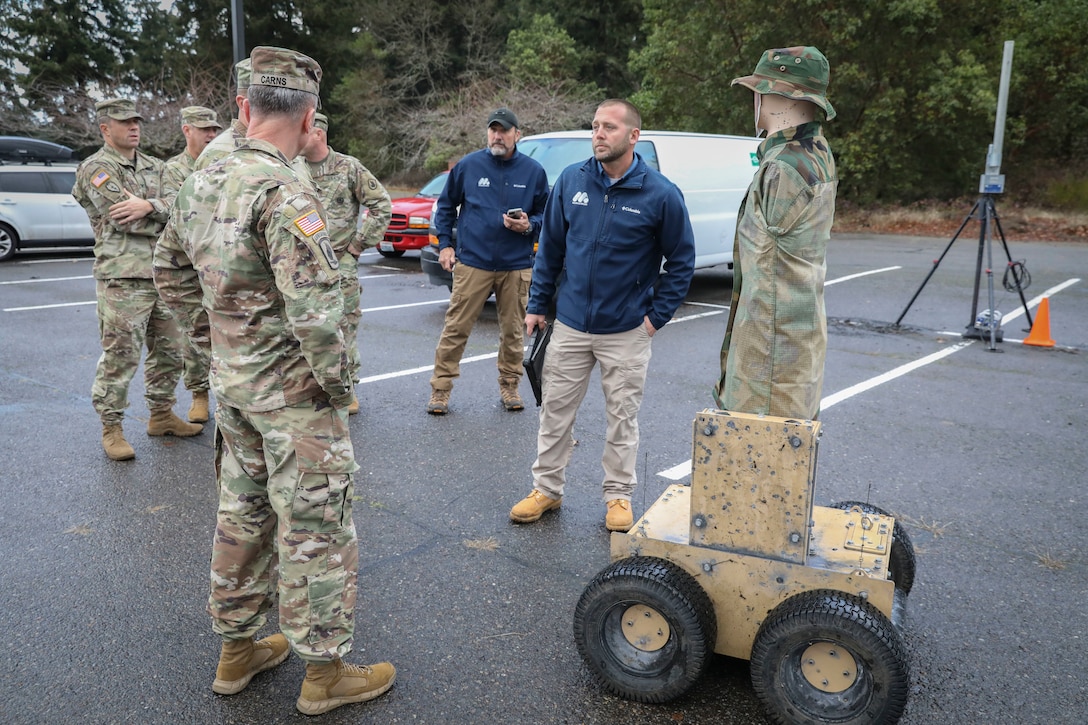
[147,408,203,437]
[297,658,396,715]
[347,393,360,415]
[188,390,210,423]
[101,424,135,461]
[212,634,291,695]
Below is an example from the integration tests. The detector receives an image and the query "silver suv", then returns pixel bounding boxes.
[0,164,95,261]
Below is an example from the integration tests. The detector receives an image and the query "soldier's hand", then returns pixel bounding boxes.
[108,190,154,225]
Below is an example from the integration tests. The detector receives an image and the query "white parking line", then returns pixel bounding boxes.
[0,275,93,285]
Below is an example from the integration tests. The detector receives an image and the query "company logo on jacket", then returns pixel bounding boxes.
[572,191,590,206]
[477,177,491,187]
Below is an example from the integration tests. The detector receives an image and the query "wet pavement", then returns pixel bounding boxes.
[1,233,1085,724]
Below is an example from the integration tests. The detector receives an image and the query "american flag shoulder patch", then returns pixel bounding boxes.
[91,170,111,188]
[293,209,326,237]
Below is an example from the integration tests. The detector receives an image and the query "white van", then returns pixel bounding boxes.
[419,129,760,288]
[517,130,760,270]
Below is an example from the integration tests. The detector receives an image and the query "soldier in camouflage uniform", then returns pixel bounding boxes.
[713,47,838,420]
[194,60,250,171]
[153,46,395,717]
[297,112,392,414]
[73,98,203,462]
[161,106,222,423]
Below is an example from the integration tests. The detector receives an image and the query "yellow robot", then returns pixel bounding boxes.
[574,409,916,724]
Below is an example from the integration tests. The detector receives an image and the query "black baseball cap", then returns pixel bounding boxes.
[487,108,518,130]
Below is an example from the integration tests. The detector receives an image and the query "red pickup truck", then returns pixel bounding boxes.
[378,171,448,258]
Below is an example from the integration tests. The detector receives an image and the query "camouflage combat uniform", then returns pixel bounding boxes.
[74,140,185,425]
[299,145,392,382]
[154,136,358,662]
[714,47,838,420]
[161,148,211,395]
[194,118,247,171]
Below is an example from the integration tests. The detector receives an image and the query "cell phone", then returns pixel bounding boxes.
[507,208,524,219]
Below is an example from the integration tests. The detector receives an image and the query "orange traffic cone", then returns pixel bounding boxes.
[1024,297,1055,347]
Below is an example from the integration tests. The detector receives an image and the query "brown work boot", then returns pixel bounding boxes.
[212,634,290,695]
[499,379,524,411]
[147,408,203,437]
[188,390,210,423]
[347,393,360,415]
[296,658,396,716]
[426,388,450,415]
[510,489,561,523]
[101,424,135,461]
[605,499,634,532]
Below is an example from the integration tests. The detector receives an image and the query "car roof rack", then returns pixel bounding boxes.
[0,136,76,166]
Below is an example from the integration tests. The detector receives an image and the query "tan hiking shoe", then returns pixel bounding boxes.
[212,634,290,695]
[347,393,360,415]
[605,499,633,532]
[102,424,135,461]
[510,489,561,523]
[147,408,203,437]
[500,380,524,411]
[188,390,210,422]
[426,388,450,415]
[297,658,396,715]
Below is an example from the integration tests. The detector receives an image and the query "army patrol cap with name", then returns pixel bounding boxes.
[314,112,328,131]
[249,46,321,97]
[732,46,836,121]
[234,58,252,93]
[95,98,143,122]
[180,106,223,129]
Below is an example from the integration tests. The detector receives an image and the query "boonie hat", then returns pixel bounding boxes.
[732,46,836,121]
[96,98,143,121]
[487,108,518,130]
[180,106,222,129]
[314,112,329,131]
[249,46,321,97]
[234,59,252,93]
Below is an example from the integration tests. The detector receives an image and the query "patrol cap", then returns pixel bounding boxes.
[487,108,518,130]
[95,98,143,121]
[314,112,328,131]
[732,46,836,121]
[180,106,222,129]
[249,46,321,97]
[234,59,252,93]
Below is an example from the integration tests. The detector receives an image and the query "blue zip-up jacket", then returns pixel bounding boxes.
[433,147,549,271]
[528,153,696,334]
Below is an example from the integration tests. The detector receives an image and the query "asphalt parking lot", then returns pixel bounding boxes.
[0,232,1085,724]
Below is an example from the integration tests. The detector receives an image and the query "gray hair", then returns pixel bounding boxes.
[247,85,317,122]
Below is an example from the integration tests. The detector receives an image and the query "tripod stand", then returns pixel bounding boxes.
[894,194,1032,351]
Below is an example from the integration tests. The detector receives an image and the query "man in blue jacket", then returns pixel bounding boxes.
[427,108,549,414]
[510,99,696,532]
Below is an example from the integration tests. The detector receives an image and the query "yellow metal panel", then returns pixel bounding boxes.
[689,409,819,563]
[809,505,893,582]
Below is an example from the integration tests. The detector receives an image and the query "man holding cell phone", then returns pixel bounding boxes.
[426,107,549,415]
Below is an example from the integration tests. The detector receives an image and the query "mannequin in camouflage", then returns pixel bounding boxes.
[714,46,838,420]
[154,46,395,716]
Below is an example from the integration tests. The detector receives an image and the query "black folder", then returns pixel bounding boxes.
[522,321,553,407]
